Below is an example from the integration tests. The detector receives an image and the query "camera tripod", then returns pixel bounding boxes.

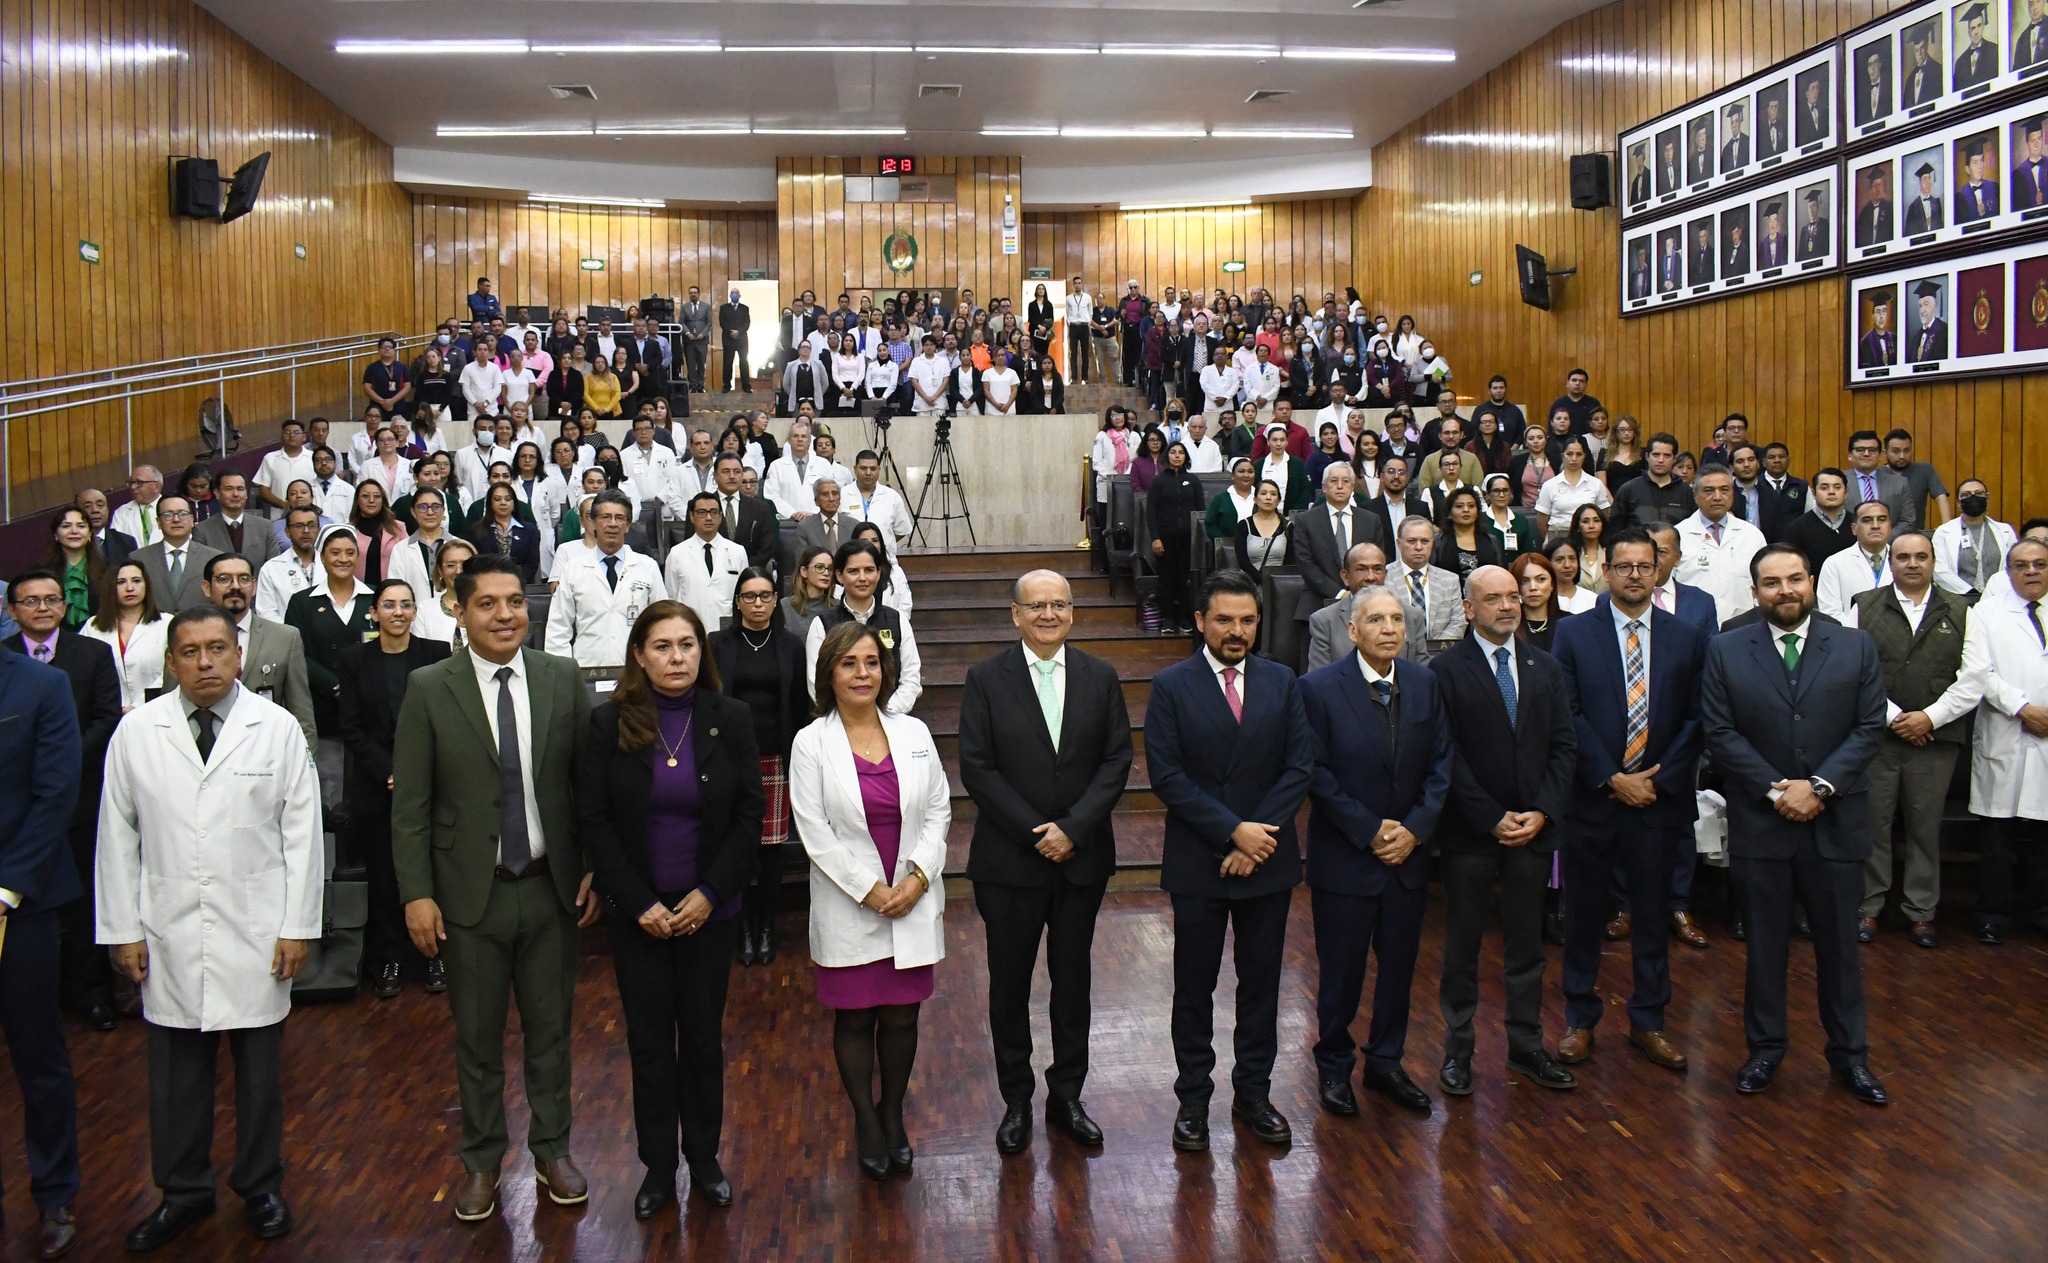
[910,418,976,549]
[865,407,910,496]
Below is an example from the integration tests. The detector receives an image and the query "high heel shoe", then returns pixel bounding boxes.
[737,909,760,967]
[856,1122,891,1182]
[883,1112,913,1174]
[757,913,778,965]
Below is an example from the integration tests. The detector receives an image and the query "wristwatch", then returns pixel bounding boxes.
[1809,777,1835,799]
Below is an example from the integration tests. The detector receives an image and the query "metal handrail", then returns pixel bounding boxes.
[0,329,438,523]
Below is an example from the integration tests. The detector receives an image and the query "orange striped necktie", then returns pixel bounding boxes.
[1623,620,1649,771]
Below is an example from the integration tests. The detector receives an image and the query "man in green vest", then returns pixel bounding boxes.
[1847,530,1980,948]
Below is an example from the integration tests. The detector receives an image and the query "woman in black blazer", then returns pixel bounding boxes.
[284,525,375,737]
[1020,361,1065,415]
[337,578,451,998]
[708,568,813,968]
[467,482,541,584]
[1145,441,1208,635]
[1025,284,1055,357]
[578,599,764,1217]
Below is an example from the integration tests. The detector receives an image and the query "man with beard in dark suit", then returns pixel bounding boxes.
[1909,280,1950,362]
[1796,190,1831,260]
[1720,102,1751,171]
[1857,168,1897,245]
[1903,27,1942,105]
[1955,3,1997,89]
[1904,161,1946,232]
[1758,202,1789,267]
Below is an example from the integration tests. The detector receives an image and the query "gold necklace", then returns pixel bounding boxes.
[656,708,694,768]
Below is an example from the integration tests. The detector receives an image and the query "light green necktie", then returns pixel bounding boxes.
[1781,630,1800,674]
[167,547,185,596]
[141,503,154,540]
[1034,658,1061,748]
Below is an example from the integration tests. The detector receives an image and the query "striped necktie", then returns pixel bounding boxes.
[1623,619,1649,771]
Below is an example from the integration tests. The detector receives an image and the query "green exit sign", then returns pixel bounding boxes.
[1221,259,1246,274]
[79,240,102,265]
[579,257,606,272]
[1026,267,1052,279]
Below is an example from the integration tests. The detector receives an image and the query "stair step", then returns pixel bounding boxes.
[907,571,1113,601]
[896,547,1095,577]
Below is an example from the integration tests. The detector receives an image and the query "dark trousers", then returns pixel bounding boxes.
[974,877,1108,1106]
[1439,848,1550,1062]
[683,338,708,390]
[1563,823,1677,1031]
[58,825,112,1009]
[0,909,81,1213]
[147,1020,285,1210]
[1976,816,2048,929]
[1144,369,1165,413]
[1170,888,1289,1108]
[1611,834,1698,914]
[1156,534,1193,626]
[1121,325,1141,384]
[1311,882,1427,1078]
[1068,326,1091,383]
[608,911,739,1174]
[1733,843,1868,1070]
[723,340,750,391]
[441,872,579,1172]
[352,789,414,970]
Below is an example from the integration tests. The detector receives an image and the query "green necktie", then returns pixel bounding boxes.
[1781,630,1800,674]
[167,547,185,596]
[141,503,155,540]
[1034,658,1061,749]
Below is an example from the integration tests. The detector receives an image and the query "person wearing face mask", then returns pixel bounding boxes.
[1407,342,1453,408]
[1361,344,1399,410]
[453,418,512,505]
[1932,478,2017,599]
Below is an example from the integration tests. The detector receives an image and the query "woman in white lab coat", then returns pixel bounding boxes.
[80,561,169,711]
[787,620,949,1181]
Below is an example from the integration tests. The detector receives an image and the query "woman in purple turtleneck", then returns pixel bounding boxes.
[577,600,765,1217]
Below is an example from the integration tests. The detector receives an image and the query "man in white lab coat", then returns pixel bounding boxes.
[97,605,323,1251]
[544,490,665,668]
[664,493,750,632]
[762,420,830,520]
[1962,540,2048,944]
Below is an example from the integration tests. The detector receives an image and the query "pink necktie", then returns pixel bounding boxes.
[1654,589,1671,612]
[1222,666,1243,723]
[1709,522,1723,545]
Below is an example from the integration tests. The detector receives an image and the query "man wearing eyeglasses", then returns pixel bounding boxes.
[958,570,1134,1156]
[131,497,223,613]
[111,465,166,548]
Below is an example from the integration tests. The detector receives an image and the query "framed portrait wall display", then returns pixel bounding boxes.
[1623,165,1841,315]
[1843,0,2048,145]
[1620,46,1840,221]
[1845,235,2048,384]
[1844,94,2048,265]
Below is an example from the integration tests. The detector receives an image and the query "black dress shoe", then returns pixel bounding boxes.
[83,1003,118,1032]
[1835,1065,1889,1106]
[124,1200,211,1252]
[1362,1067,1433,1113]
[737,918,759,967]
[857,1151,892,1182]
[1856,918,1878,944]
[1319,1077,1359,1115]
[1730,916,1747,942]
[1793,908,1812,938]
[688,1161,734,1207]
[995,1102,1032,1154]
[1046,1098,1104,1146]
[1439,1057,1474,1097]
[887,1144,914,1175]
[1171,1109,1210,1152]
[1908,921,1939,949]
[1977,922,2004,945]
[373,961,402,999]
[1735,1056,1778,1095]
[244,1193,292,1240]
[38,1203,78,1259]
[1506,1049,1577,1091]
[424,958,448,993]
[1231,1097,1292,1145]
[633,1169,675,1219]
[757,917,778,965]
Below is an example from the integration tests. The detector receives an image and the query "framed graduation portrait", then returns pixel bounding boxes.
[1851,239,2048,384]
[1953,128,2003,223]
[1856,284,1902,369]
[1720,204,1753,278]
[1855,159,1899,249]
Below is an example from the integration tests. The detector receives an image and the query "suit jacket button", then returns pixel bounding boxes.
[708,727,718,736]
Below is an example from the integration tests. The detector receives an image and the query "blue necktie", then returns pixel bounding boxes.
[1494,646,1518,727]
[1371,679,1392,707]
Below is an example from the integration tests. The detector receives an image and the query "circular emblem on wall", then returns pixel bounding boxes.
[883,232,918,273]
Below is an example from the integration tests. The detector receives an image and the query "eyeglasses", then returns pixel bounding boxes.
[1018,601,1072,615]
[1609,562,1658,577]
[11,595,64,610]
[737,592,776,603]
[158,510,193,521]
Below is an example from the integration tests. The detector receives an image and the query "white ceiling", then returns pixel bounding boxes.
[194,0,1607,207]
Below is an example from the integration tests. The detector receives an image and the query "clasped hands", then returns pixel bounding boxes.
[1606,764,1662,808]
[1221,820,1279,877]
[1492,810,1547,848]
[862,872,928,919]
[1771,779,1825,822]
[639,890,715,939]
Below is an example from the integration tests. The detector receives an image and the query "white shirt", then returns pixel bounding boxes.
[1184,436,1224,474]
[469,649,547,861]
[981,366,1020,414]
[460,361,506,412]
[1202,645,1249,711]
[1816,545,1891,621]
[1198,364,1242,411]
[802,600,923,715]
[255,550,321,623]
[255,448,316,504]
[111,498,163,547]
[1021,641,1068,729]
[1534,470,1613,523]
[864,358,899,397]
[1472,629,1520,695]
[907,354,950,413]
[452,441,511,501]
[1673,511,1767,623]
[664,531,750,632]
[1065,291,1092,326]
[1257,453,1293,493]
[849,482,913,554]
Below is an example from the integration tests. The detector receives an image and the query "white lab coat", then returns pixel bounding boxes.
[763,453,841,518]
[96,687,324,1031]
[254,550,322,624]
[1815,547,1891,622]
[846,482,914,557]
[1962,585,2048,820]
[1672,512,1767,624]
[79,616,169,711]
[664,532,750,632]
[544,545,665,667]
[1932,516,2020,595]
[788,710,950,970]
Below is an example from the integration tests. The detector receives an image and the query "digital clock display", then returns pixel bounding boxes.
[879,155,916,175]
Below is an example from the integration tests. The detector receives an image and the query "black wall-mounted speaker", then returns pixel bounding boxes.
[172,157,221,220]
[1569,153,1613,210]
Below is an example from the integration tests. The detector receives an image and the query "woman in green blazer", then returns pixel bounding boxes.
[1204,458,1258,541]
[285,524,375,737]
[1250,424,1311,513]
[1479,472,1541,562]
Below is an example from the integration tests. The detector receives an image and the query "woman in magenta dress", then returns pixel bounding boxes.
[788,620,951,1181]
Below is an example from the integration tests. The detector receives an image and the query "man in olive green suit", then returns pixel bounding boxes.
[391,554,598,1223]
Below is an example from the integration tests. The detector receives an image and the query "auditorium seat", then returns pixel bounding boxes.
[1260,571,1307,673]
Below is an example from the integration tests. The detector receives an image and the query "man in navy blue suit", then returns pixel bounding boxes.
[1145,570,1314,1153]
[1552,528,1708,1075]
[1703,544,1890,1105]
[1300,586,1454,1116]
[0,644,86,1257]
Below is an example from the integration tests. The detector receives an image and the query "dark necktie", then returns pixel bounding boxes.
[228,520,244,553]
[193,707,218,762]
[703,540,715,575]
[1494,646,1518,727]
[603,554,618,592]
[724,495,740,539]
[1372,678,1392,708]
[494,666,532,875]
[2030,600,2046,649]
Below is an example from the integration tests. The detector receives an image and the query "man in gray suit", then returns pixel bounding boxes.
[792,478,852,558]
[1842,430,1912,531]
[200,555,317,754]
[131,497,223,613]
[1306,542,1388,671]
[1703,543,1889,1105]
[1292,464,1390,623]
[1389,517,1467,663]
[192,470,280,569]
[677,286,713,393]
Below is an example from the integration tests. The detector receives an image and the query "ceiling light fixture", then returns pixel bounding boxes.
[727,45,913,54]
[1061,125,1207,138]
[981,127,1060,136]
[336,39,528,55]
[595,126,752,136]
[527,193,667,207]
[1120,198,1254,211]
[1211,127,1355,139]
[1102,45,1275,58]
[915,45,1098,55]
[531,42,720,54]
[1281,47,1455,62]
[753,126,909,136]
[438,125,596,137]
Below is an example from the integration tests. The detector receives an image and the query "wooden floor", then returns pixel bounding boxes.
[6,887,2047,1262]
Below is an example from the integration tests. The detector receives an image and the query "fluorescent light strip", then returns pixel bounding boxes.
[1103,45,1275,58]
[1211,128,1354,139]
[1061,125,1206,138]
[981,127,1060,137]
[438,126,595,137]
[596,126,751,136]
[1121,198,1253,211]
[915,46,1098,55]
[754,127,909,136]
[528,193,667,207]
[531,42,719,54]
[1281,47,1455,62]
[336,39,528,55]
[726,45,913,54]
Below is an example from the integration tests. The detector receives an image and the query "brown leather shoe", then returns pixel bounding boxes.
[453,1170,498,1222]
[536,1156,589,1206]
[37,1204,78,1259]
[1556,1027,1594,1063]
[1604,912,1631,941]
[1628,1027,1689,1071]
[1669,911,1709,949]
